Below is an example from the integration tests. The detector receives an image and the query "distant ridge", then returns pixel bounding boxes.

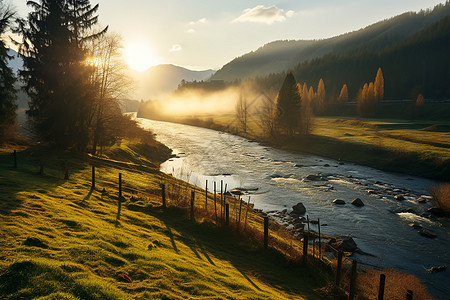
[128,64,215,100]
[212,2,450,82]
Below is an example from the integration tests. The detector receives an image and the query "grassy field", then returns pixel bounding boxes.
[0,141,330,299]
[180,114,450,180]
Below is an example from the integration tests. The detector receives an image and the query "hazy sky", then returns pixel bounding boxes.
[12,0,447,70]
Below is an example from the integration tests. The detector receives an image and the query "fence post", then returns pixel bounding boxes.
[117,173,122,220]
[91,165,95,190]
[220,180,223,219]
[244,197,250,230]
[160,183,166,208]
[13,150,17,168]
[336,250,343,286]
[349,260,358,300]
[64,161,69,180]
[318,218,322,260]
[190,190,195,220]
[406,290,413,300]
[225,203,229,226]
[39,160,44,175]
[205,180,208,211]
[378,274,386,300]
[303,234,309,265]
[264,216,269,249]
[238,196,243,227]
[214,181,217,220]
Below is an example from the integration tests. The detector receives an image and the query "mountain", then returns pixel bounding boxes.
[128,64,215,100]
[212,2,450,82]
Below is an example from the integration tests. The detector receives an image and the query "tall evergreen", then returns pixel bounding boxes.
[0,1,16,142]
[275,72,301,136]
[17,0,106,149]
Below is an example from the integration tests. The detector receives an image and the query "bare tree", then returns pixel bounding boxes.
[257,92,276,139]
[235,93,249,134]
[87,32,132,154]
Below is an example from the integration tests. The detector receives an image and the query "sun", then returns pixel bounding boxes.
[124,42,158,71]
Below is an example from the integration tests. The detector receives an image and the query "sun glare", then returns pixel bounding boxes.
[124,42,158,71]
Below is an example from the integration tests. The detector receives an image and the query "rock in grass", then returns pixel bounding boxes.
[351,198,364,207]
[333,199,346,205]
[291,203,306,215]
[23,237,48,249]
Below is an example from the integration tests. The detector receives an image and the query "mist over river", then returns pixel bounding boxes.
[138,118,450,298]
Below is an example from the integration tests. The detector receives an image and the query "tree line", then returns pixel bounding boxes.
[0,0,143,152]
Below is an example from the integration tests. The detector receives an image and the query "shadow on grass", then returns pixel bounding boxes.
[150,207,327,299]
[0,147,88,215]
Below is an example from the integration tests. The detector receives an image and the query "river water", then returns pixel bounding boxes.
[138,118,450,298]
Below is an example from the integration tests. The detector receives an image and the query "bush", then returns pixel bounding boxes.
[357,268,434,299]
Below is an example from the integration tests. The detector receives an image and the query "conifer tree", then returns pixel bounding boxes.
[275,72,300,136]
[374,67,384,102]
[316,78,326,114]
[17,0,107,149]
[338,84,348,102]
[0,1,16,142]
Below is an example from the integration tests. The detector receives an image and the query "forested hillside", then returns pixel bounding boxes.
[212,2,450,86]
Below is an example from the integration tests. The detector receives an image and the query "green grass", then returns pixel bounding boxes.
[0,143,329,299]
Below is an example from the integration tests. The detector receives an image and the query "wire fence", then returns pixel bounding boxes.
[8,150,425,300]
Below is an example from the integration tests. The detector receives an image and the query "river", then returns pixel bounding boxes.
[138,118,450,298]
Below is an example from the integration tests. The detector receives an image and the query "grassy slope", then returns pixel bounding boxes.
[185,114,450,180]
[0,142,327,299]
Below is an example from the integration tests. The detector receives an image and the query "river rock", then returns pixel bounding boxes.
[305,174,323,181]
[230,189,244,196]
[419,229,437,239]
[330,235,357,252]
[291,203,306,215]
[418,198,427,204]
[409,223,422,230]
[428,207,447,217]
[427,265,447,273]
[394,195,405,201]
[333,199,346,205]
[367,190,377,195]
[351,198,364,207]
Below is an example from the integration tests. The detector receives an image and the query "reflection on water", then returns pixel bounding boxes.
[139,118,450,298]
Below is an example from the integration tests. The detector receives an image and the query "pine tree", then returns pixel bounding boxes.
[338,84,348,102]
[374,67,384,102]
[316,78,326,114]
[0,1,16,142]
[17,0,106,149]
[275,72,301,136]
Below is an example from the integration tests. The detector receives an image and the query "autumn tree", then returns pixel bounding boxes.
[0,0,16,142]
[17,0,107,149]
[275,72,300,136]
[338,84,348,102]
[315,78,326,114]
[257,92,276,138]
[374,67,384,102]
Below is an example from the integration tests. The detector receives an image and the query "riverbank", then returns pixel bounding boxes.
[165,114,450,181]
[0,140,333,299]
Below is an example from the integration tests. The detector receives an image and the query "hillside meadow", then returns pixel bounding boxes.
[0,140,330,299]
